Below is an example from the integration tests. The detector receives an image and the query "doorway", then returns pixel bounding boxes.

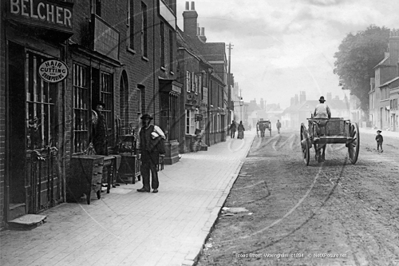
[7,42,61,219]
[8,42,26,218]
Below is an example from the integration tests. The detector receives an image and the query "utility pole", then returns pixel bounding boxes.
[227,43,233,137]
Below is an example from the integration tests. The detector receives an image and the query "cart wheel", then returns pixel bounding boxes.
[348,123,360,164]
[300,124,310,166]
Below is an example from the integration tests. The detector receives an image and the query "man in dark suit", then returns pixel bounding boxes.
[137,114,165,193]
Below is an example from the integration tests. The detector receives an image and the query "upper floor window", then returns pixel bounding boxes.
[160,22,165,67]
[141,2,148,58]
[95,0,102,16]
[128,0,135,50]
[169,30,173,72]
[186,71,191,92]
[191,72,195,92]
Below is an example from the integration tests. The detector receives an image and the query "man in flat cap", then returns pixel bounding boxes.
[137,114,165,193]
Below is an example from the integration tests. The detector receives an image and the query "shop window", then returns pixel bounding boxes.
[160,22,165,68]
[186,109,195,135]
[72,63,90,153]
[26,53,58,150]
[141,2,148,58]
[100,73,113,139]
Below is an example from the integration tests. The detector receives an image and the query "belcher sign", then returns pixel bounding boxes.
[7,0,73,32]
[39,59,68,83]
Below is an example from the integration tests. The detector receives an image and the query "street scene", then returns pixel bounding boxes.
[198,129,399,266]
[1,0,399,266]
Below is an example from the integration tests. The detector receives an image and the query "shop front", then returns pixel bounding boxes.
[3,0,74,222]
[159,79,182,164]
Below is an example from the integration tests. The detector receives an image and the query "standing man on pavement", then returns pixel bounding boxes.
[237,121,245,139]
[137,114,165,193]
[229,120,237,138]
[91,102,108,155]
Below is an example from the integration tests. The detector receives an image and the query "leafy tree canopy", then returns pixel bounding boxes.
[333,25,390,112]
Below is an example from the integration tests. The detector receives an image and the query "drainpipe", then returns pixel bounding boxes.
[206,68,213,146]
[153,0,156,121]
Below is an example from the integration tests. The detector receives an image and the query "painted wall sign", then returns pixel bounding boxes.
[7,0,74,33]
[159,0,176,30]
[39,59,68,83]
[93,15,120,61]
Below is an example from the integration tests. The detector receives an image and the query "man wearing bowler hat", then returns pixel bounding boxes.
[137,114,165,193]
[314,96,331,119]
[313,96,331,145]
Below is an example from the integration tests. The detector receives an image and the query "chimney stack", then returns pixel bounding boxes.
[183,1,198,37]
[326,92,332,101]
[199,27,207,42]
[299,91,306,103]
[388,29,399,66]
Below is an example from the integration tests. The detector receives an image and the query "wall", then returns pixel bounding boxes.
[0,0,6,227]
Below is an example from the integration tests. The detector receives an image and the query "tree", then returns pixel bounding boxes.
[333,25,390,113]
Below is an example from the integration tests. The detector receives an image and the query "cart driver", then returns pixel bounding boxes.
[313,96,331,141]
[314,96,331,119]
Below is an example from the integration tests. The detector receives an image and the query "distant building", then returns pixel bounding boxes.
[369,29,399,130]
[282,92,350,129]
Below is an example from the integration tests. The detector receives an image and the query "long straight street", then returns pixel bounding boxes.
[198,129,399,266]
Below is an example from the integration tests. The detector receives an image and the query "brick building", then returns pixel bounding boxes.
[177,1,228,150]
[369,29,399,130]
[0,0,179,228]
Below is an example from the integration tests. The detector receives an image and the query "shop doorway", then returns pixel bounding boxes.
[7,42,61,220]
[8,42,26,219]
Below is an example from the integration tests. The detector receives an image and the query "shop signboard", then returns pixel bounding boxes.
[159,0,176,30]
[6,0,74,34]
[93,15,120,61]
[38,59,68,83]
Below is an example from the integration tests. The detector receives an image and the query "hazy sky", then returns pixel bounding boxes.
[175,0,399,108]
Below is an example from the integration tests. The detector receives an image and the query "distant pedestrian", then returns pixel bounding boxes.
[137,114,165,193]
[276,120,281,134]
[376,130,383,153]
[229,120,237,138]
[237,121,245,139]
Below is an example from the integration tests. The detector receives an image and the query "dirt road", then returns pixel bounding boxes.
[196,130,399,266]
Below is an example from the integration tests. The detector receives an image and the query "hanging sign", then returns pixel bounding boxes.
[39,59,68,83]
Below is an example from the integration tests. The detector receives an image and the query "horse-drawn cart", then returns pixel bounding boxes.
[257,120,272,137]
[300,117,360,165]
